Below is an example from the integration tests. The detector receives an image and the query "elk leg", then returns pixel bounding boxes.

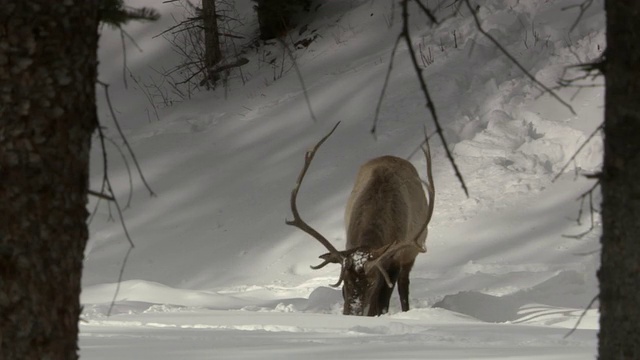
[397,261,415,312]
[370,266,400,316]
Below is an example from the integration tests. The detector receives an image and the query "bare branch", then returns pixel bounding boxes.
[464,0,576,116]
[107,245,134,317]
[277,37,318,122]
[564,294,598,338]
[562,0,595,34]
[88,125,111,225]
[413,0,439,24]
[153,17,192,39]
[547,59,605,102]
[400,0,469,197]
[371,35,402,136]
[199,57,249,86]
[120,30,128,89]
[573,248,600,256]
[552,122,604,182]
[92,119,136,317]
[562,180,600,239]
[105,136,134,208]
[406,130,436,161]
[98,80,156,197]
[93,112,135,249]
[115,28,140,54]
[88,190,115,201]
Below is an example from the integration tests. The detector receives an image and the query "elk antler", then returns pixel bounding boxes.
[422,129,435,236]
[365,242,424,288]
[411,128,435,250]
[286,122,346,283]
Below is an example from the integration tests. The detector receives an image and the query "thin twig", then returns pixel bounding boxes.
[89,125,110,225]
[562,180,600,239]
[101,142,135,317]
[107,245,134,317]
[88,189,116,201]
[92,114,135,247]
[153,18,191,39]
[99,80,156,197]
[562,0,595,34]
[413,0,439,24]
[105,180,134,248]
[120,30,128,89]
[552,122,604,182]
[401,0,469,197]
[371,35,402,136]
[96,20,163,311]
[573,248,600,256]
[92,118,136,317]
[552,60,604,89]
[128,71,160,122]
[120,28,143,52]
[277,37,318,122]
[105,136,134,209]
[564,294,598,338]
[407,130,437,161]
[464,0,576,116]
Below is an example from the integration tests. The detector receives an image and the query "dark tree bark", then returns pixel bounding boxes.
[599,1,640,359]
[202,0,222,81]
[0,1,98,359]
[254,0,310,40]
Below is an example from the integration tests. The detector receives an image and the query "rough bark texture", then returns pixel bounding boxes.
[0,1,98,359]
[202,0,222,80]
[254,0,310,40]
[599,1,640,359]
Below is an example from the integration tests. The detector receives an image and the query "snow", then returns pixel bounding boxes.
[81,0,604,358]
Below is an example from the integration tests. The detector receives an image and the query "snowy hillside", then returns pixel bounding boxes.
[80,0,604,358]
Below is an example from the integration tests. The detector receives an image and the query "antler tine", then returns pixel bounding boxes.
[329,269,346,288]
[423,128,435,226]
[310,259,331,270]
[364,242,423,288]
[286,122,344,258]
[409,128,435,249]
[375,263,394,288]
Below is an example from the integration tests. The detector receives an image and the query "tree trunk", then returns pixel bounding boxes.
[0,1,98,359]
[202,0,222,84]
[599,1,640,359]
[255,0,307,40]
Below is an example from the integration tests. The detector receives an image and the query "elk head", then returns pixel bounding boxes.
[286,122,434,316]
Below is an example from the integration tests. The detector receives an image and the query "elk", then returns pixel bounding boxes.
[286,122,435,316]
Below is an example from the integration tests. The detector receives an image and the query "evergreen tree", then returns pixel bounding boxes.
[599,1,640,358]
[254,0,310,40]
[0,1,156,357]
[99,0,159,26]
[0,2,99,357]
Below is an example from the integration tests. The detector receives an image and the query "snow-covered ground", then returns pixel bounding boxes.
[81,0,604,358]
